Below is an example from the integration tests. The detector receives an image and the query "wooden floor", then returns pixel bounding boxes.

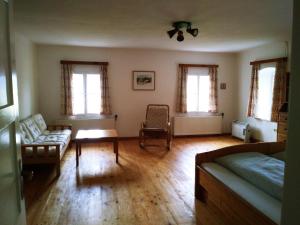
[24,136,242,225]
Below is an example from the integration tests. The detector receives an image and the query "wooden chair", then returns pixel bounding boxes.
[139,104,171,150]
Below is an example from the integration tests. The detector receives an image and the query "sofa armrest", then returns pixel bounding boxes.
[47,124,72,131]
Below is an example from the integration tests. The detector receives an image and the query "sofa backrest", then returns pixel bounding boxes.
[23,117,42,140]
[19,114,51,144]
[19,123,34,144]
[33,114,47,132]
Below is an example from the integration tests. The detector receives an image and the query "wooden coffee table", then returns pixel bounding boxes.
[74,129,119,167]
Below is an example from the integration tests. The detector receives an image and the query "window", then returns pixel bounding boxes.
[72,65,101,115]
[248,58,287,122]
[187,67,210,112]
[255,64,276,121]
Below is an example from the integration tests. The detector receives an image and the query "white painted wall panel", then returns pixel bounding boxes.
[37,45,238,137]
[236,41,291,142]
[174,116,222,136]
[15,33,39,119]
[56,118,115,138]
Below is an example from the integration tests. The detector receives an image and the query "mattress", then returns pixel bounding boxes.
[215,152,284,200]
[202,162,281,224]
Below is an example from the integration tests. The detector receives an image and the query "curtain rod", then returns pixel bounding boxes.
[250,57,287,65]
[60,60,109,65]
[179,64,219,68]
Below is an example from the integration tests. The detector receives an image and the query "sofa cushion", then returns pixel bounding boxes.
[20,123,34,144]
[23,118,42,140]
[43,129,72,136]
[23,129,71,157]
[33,133,70,147]
[33,114,47,132]
[46,133,70,146]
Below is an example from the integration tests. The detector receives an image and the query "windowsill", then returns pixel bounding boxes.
[176,112,221,117]
[61,114,114,120]
[253,117,271,122]
[248,116,276,124]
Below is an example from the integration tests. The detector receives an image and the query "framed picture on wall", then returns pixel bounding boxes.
[132,71,155,90]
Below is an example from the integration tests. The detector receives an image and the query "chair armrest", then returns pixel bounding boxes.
[141,122,146,129]
[47,124,72,131]
[167,121,171,131]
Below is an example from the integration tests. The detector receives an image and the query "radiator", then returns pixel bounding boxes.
[56,117,115,138]
[173,115,222,136]
[232,121,251,142]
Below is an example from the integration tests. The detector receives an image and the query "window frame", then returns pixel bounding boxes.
[186,68,210,113]
[254,63,276,121]
[72,72,101,116]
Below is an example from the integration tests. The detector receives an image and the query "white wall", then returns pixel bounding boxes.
[15,33,39,119]
[236,42,289,142]
[37,45,238,137]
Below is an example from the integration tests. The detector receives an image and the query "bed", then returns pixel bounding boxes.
[195,142,285,225]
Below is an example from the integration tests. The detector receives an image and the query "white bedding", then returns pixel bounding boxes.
[215,152,284,200]
[202,162,281,224]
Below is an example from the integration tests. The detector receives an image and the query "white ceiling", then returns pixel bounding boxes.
[14,0,293,52]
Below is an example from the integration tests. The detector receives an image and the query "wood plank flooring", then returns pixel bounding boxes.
[24,136,242,225]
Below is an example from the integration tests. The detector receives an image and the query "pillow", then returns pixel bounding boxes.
[19,123,34,144]
[33,114,47,132]
[23,118,42,140]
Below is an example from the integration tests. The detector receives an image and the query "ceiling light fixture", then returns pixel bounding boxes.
[167,28,178,38]
[167,21,198,42]
[177,30,184,42]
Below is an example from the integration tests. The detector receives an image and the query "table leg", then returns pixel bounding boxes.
[76,142,79,167]
[79,144,82,155]
[114,139,118,163]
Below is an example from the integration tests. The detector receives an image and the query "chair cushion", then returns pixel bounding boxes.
[146,107,168,129]
[20,122,34,144]
[33,114,47,132]
[23,118,42,140]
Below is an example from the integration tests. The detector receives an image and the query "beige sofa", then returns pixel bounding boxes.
[20,114,72,176]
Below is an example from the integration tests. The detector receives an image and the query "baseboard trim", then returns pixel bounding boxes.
[173,133,231,138]
[71,134,235,142]
[119,134,233,139]
[118,136,139,140]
